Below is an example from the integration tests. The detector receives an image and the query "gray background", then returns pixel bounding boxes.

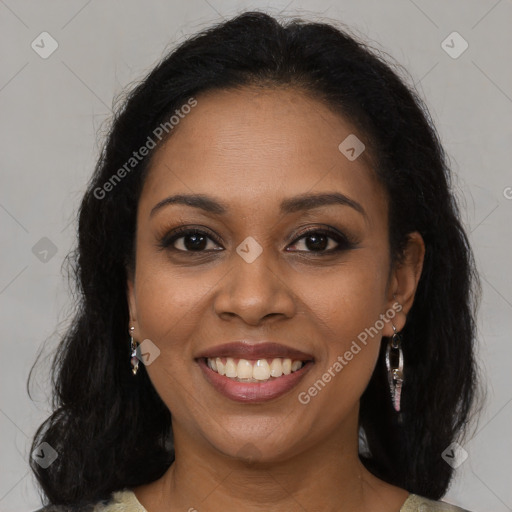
[1,1,511,511]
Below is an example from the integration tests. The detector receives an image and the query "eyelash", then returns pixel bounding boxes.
[157,225,357,255]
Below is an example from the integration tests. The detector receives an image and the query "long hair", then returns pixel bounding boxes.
[28,11,481,506]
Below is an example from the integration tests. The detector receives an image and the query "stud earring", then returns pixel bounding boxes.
[129,326,139,376]
[385,324,404,413]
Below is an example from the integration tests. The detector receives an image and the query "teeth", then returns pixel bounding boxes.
[253,360,270,380]
[224,358,237,378]
[237,359,253,379]
[291,360,302,372]
[269,358,283,377]
[207,357,306,381]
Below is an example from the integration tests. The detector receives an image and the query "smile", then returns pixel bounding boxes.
[197,357,314,403]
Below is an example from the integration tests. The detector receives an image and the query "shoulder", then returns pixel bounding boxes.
[32,488,146,512]
[401,493,473,512]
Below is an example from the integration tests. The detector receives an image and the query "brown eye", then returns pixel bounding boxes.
[287,228,355,254]
[159,228,223,252]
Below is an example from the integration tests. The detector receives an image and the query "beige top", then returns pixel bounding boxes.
[86,488,471,511]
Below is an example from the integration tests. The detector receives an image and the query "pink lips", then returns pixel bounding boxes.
[195,341,315,403]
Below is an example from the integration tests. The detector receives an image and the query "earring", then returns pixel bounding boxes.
[385,324,404,413]
[129,326,139,376]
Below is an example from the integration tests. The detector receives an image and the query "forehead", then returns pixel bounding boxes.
[141,86,387,223]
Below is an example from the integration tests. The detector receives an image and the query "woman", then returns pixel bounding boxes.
[29,11,481,512]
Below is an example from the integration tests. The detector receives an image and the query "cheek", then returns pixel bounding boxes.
[296,252,389,399]
[131,256,211,387]
[135,271,201,329]
[132,236,212,333]
[294,264,387,428]
[132,264,205,413]
[302,254,390,344]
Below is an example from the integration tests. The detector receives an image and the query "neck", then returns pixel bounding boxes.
[134,407,408,512]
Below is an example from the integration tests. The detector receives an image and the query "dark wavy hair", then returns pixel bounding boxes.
[28,10,482,507]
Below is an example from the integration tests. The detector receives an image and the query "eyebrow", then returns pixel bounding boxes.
[150,192,366,218]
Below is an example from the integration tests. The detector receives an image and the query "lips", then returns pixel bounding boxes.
[195,341,315,403]
[197,357,314,403]
[195,341,315,361]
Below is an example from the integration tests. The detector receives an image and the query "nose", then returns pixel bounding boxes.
[213,245,296,326]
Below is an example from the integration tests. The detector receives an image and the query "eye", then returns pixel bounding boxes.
[287,228,355,254]
[158,227,223,252]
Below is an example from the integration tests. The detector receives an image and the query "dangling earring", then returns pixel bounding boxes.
[385,324,404,413]
[129,326,139,376]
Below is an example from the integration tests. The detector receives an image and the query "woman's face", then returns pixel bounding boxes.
[127,86,421,463]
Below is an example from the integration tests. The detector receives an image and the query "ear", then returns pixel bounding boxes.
[382,231,425,336]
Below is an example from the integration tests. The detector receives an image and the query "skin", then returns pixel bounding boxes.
[127,86,425,512]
